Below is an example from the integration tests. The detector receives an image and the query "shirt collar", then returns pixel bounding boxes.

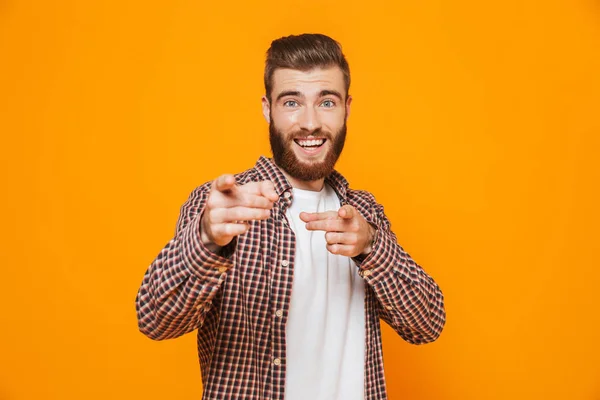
[254,155,349,202]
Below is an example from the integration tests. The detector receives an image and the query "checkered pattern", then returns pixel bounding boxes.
[136,156,446,400]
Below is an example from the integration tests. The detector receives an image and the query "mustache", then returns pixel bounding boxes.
[286,129,332,140]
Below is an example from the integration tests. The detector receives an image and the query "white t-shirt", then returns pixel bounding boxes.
[284,184,365,400]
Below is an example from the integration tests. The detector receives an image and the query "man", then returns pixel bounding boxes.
[136,33,445,400]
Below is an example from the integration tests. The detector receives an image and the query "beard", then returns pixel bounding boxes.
[269,121,347,182]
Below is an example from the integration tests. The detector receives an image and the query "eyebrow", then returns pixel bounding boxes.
[275,89,344,102]
[276,91,302,102]
[319,90,343,100]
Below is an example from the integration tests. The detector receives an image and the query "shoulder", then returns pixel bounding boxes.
[345,187,392,228]
[346,188,379,219]
[347,187,378,207]
[234,166,262,185]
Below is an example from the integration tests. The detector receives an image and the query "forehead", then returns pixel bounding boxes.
[271,67,345,97]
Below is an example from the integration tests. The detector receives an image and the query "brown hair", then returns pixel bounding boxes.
[264,33,351,101]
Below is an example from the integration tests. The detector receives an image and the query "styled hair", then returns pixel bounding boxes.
[264,33,351,101]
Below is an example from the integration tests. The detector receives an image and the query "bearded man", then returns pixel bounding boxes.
[136,33,446,400]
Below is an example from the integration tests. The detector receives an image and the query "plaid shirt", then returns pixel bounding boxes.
[136,156,446,400]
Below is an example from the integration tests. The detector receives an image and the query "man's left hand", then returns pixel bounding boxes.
[300,205,375,257]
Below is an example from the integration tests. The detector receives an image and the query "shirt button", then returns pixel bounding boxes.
[282,260,289,267]
[273,358,281,366]
[385,305,394,311]
[284,192,291,199]
[362,269,372,277]
[275,309,283,318]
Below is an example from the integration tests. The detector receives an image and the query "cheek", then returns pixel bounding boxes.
[321,112,346,132]
[271,110,299,131]
[287,112,299,124]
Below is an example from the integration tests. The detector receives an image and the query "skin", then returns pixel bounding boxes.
[263,67,350,190]
[201,66,375,257]
[200,175,278,252]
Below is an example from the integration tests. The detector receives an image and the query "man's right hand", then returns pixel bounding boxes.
[200,174,279,250]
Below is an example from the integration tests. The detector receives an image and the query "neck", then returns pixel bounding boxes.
[278,167,325,192]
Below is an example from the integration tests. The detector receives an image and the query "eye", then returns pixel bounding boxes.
[321,99,335,108]
[283,100,299,107]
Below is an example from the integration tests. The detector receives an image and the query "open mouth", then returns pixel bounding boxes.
[293,138,327,149]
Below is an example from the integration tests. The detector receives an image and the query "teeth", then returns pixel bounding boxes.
[297,139,325,147]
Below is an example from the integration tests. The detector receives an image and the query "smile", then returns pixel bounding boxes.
[293,138,326,148]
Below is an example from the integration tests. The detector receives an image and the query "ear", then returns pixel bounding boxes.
[345,95,352,121]
[261,96,271,123]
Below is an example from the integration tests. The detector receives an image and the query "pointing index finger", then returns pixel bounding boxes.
[299,210,338,222]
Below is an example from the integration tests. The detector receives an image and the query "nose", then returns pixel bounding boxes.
[298,105,322,133]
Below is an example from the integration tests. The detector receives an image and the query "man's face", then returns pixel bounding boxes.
[262,66,352,182]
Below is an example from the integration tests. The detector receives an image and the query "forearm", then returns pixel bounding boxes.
[136,187,233,340]
[352,199,446,344]
[357,228,445,343]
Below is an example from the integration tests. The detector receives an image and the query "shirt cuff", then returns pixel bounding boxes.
[354,228,417,286]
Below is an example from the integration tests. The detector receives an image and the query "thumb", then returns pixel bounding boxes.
[213,174,236,193]
[338,205,355,219]
[259,180,279,202]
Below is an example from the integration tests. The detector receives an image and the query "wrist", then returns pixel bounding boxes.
[199,216,223,254]
[361,224,377,256]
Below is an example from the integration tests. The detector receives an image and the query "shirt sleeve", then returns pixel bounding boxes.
[352,195,446,345]
[135,184,234,340]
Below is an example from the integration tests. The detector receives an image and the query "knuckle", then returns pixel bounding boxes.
[325,232,332,244]
[253,196,265,208]
[249,195,260,208]
[238,193,250,207]
[207,208,219,221]
[206,209,214,221]
[211,224,223,238]
[206,195,217,208]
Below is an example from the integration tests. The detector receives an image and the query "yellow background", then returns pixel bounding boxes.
[1,1,599,399]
